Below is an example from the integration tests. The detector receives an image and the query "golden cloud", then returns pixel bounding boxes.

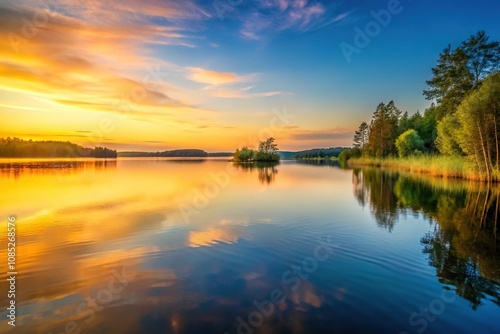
[186,67,258,86]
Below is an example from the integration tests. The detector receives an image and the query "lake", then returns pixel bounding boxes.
[0,158,499,334]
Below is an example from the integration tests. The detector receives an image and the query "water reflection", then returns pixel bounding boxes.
[233,161,279,184]
[352,167,500,309]
[1,159,499,333]
[0,159,116,178]
[295,159,340,167]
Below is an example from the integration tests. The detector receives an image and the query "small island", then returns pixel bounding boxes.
[233,137,280,162]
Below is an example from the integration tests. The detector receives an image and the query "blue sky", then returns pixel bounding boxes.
[1,0,500,150]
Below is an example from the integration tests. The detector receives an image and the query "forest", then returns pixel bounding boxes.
[341,31,500,181]
[0,138,117,158]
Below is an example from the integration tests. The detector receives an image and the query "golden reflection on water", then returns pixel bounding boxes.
[0,159,499,333]
[0,158,353,333]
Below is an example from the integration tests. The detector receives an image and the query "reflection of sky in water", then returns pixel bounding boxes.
[0,159,498,333]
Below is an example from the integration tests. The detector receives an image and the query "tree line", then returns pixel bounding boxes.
[341,31,500,181]
[119,149,209,157]
[0,138,117,158]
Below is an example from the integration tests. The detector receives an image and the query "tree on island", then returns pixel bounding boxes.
[234,137,280,162]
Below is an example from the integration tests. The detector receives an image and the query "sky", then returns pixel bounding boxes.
[1,0,500,152]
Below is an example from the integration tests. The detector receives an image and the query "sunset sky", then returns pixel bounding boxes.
[1,0,500,151]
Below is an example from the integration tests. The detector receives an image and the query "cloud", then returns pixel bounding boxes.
[203,86,290,99]
[186,67,257,86]
[239,0,348,40]
[185,67,287,98]
[188,227,240,247]
[0,5,215,123]
[41,0,210,23]
[289,129,353,141]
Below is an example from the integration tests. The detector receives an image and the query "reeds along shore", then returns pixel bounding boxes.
[348,156,500,182]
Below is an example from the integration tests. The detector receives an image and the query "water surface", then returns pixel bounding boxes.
[0,158,498,333]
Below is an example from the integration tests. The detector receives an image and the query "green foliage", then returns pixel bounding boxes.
[233,147,255,162]
[436,114,464,156]
[347,32,500,180]
[424,31,500,119]
[454,72,500,178]
[258,137,278,155]
[338,147,362,165]
[293,147,345,159]
[234,138,280,162]
[0,138,117,158]
[366,101,401,158]
[353,121,369,155]
[395,130,425,158]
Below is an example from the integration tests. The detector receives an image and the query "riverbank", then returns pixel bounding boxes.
[348,156,499,182]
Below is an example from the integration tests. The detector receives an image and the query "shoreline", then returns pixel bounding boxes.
[348,156,499,182]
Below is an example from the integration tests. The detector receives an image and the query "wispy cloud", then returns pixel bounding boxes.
[186,67,257,86]
[185,67,288,98]
[201,85,290,99]
[0,5,215,124]
[239,0,350,40]
[42,0,210,23]
[288,128,353,141]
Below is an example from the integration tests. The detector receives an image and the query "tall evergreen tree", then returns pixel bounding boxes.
[424,31,500,119]
[353,121,369,156]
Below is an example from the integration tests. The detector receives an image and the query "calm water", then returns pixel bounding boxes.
[0,158,499,334]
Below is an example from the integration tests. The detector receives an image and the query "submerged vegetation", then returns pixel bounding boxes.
[233,137,280,162]
[0,137,117,158]
[342,31,500,181]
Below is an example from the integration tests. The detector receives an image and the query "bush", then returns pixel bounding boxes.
[234,147,255,161]
[395,129,425,158]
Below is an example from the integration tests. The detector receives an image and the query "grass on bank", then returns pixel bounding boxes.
[348,155,500,182]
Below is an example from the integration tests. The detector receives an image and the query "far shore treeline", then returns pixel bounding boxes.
[118,150,232,157]
[0,138,117,158]
[340,31,500,182]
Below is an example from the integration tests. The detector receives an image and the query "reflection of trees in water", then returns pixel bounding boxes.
[421,228,500,310]
[352,167,500,309]
[233,162,279,185]
[0,160,117,178]
[295,160,340,167]
[352,169,400,232]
